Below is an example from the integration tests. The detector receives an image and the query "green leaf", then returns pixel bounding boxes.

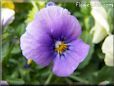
[93,66,114,83]
[11,43,21,54]
[80,31,93,44]
[84,16,94,31]
[80,2,91,16]
[7,79,25,85]
[74,61,100,83]
[2,42,9,61]
[25,1,39,23]
[16,23,26,37]
[69,75,90,84]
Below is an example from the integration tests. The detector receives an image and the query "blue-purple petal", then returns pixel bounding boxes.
[34,6,81,42]
[20,22,54,67]
[68,39,90,62]
[52,53,79,77]
[52,39,89,77]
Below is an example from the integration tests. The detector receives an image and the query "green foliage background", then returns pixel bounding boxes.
[1,0,114,85]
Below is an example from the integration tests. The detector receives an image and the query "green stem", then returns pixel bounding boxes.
[44,72,53,85]
[69,75,89,84]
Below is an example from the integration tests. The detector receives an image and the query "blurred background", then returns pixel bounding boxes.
[1,0,114,85]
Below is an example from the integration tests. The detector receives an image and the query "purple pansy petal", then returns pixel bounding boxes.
[34,6,81,41]
[34,6,70,32]
[68,39,90,62]
[50,14,81,42]
[62,16,81,42]
[33,49,54,67]
[20,23,54,66]
[20,32,54,67]
[20,32,39,59]
[52,39,89,77]
[52,52,79,77]
[35,6,70,22]
[26,22,53,46]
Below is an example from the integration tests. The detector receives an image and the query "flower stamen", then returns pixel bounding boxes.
[55,41,67,54]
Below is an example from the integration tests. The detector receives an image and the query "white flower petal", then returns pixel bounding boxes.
[1,8,15,27]
[92,23,107,44]
[102,35,114,67]
[102,35,113,54]
[90,0,110,44]
[91,9,110,33]
[104,53,114,67]
[90,1,107,18]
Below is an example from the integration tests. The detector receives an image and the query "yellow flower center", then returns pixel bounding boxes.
[55,41,67,54]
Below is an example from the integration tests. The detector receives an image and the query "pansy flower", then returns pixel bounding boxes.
[20,5,90,77]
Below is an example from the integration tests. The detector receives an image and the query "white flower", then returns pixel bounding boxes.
[90,0,110,44]
[1,8,15,27]
[102,35,114,66]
